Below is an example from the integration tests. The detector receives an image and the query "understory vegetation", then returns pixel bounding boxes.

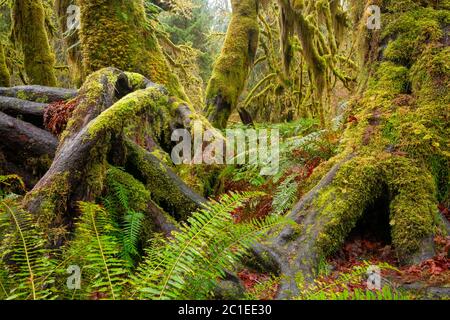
[0,0,448,301]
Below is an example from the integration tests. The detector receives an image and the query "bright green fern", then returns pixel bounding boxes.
[0,195,55,300]
[64,202,129,300]
[131,191,290,300]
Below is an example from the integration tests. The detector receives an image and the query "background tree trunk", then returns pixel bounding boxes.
[205,0,259,129]
[78,0,188,101]
[12,0,57,86]
[55,0,84,86]
[0,44,10,86]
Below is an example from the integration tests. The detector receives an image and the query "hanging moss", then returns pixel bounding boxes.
[79,0,188,100]
[0,43,10,86]
[12,0,57,86]
[205,0,259,129]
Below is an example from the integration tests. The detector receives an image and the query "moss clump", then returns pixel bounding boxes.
[382,157,437,256]
[12,0,57,86]
[125,141,202,220]
[205,0,259,128]
[79,0,188,100]
[86,87,168,139]
[366,62,410,97]
[0,44,10,86]
[314,156,383,257]
[61,68,123,142]
[382,6,450,66]
[24,172,71,245]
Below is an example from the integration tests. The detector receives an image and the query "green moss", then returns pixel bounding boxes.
[0,44,10,87]
[106,166,151,214]
[125,141,201,220]
[61,68,122,141]
[79,0,188,100]
[382,6,450,66]
[314,156,382,257]
[205,0,259,128]
[86,86,168,139]
[311,3,449,260]
[25,172,71,245]
[367,62,410,97]
[13,0,57,86]
[382,157,437,256]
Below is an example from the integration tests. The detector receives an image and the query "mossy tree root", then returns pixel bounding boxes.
[19,68,205,245]
[251,154,442,299]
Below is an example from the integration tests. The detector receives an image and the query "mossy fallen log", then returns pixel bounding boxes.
[0,86,77,103]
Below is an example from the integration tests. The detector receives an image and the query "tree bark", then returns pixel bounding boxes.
[0,96,47,127]
[0,85,77,102]
[0,44,10,87]
[55,0,84,86]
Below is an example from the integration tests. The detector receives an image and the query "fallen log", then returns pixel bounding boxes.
[0,85,77,103]
[0,111,58,187]
[0,96,47,127]
[0,111,57,160]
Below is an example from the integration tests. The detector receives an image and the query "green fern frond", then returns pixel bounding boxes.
[65,202,129,300]
[103,167,149,265]
[131,191,290,300]
[123,210,145,259]
[272,174,299,215]
[0,196,55,300]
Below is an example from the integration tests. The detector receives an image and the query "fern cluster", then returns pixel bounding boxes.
[63,202,129,300]
[0,195,55,300]
[103,167,149,265]
[131,192,288,300]
[0,180,289,300]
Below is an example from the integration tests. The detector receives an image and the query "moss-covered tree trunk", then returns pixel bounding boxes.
[12,0,57,86]
[78,0,188,100]
[253,0,450,298]
[204,0,259,129]
[0,44,10,86]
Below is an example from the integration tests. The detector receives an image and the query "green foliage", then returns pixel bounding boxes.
[131,192,289,300]
[159,0,214,81]
[103,167,148,265]
[271,174,298,215]
[64,202,129,300]
[0,195,55,300]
